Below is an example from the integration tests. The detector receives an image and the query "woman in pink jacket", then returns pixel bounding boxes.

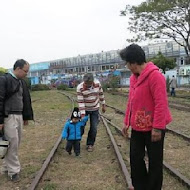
[120,44,172,190]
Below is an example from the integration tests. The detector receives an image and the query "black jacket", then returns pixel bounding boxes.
[0,73,34,124]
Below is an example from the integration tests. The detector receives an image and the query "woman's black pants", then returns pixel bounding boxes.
[130,130,165,190]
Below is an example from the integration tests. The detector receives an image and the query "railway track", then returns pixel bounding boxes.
[64,90,190,139]
[105,104,190,142]
[27,92,74,190]
[27,92,132,190]
[101,116,133,190]
[101,115,190,189]
[62,90,190,189]
[109,91,190,112]
[6,90,186,190]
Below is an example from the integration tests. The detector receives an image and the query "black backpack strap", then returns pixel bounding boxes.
[0,129,3,138]
[4,74,20,100]
[0,128,6,140]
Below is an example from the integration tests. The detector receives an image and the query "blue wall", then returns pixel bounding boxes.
[30,76,39,85]
[30,62,50,72]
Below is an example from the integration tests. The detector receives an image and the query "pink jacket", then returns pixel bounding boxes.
[124,62,172,131]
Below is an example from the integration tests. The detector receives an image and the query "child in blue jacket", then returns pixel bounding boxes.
[62,107,88,156]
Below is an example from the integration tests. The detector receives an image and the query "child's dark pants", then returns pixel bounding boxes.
[66,140,80,155]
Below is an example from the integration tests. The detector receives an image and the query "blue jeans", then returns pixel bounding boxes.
[170,88,176,96]
[86,110,100,146]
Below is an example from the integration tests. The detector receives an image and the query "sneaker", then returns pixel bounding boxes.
[68,151,72,155]
[75,153,81,157]
[10,173,20,182]
[87,145,93,152]
[75,153,80,156]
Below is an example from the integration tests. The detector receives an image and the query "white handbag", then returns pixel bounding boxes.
[0,138,9,159]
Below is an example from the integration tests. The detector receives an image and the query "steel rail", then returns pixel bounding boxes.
[59,92,134,189]
[169,104,190,112]
[109,91,190,112]
[60,91,190,188]
[65,92,190,141]
[27,92,74,190]
[101,115,190,189]
[166,127,190,141]
[101,115,134,190]
[105,104,190,142]
[28,135,62,190]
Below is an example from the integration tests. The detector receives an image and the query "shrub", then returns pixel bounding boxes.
[102,76,120,91]
[166,76,170,93]
[57,84,68,90]
[24,77,31,89]
[179,83,190,88]
[102,83,110,92]
[31,84,50,91]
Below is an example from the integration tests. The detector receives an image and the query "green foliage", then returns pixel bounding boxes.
[102,76,120,91]
[166,76,170,93]
[102,83,110,92]
[149,52,176,73]
[57,84,68,90]
[31,84,50,91]
[0,71,5,76]
[23,77,31,89]
[121,0,190,58]
[0,67,7,76]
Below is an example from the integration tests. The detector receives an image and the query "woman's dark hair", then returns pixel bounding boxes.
[120,44,146,65]
[13,59,28,70]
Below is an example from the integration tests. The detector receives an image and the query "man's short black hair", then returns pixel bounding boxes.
[120,44,146,65]
[13,59,28,70]
[83,73,94,82]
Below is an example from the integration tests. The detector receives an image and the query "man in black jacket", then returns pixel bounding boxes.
[0,59,33,182]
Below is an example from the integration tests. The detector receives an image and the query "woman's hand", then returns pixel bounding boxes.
[122,124,129,138]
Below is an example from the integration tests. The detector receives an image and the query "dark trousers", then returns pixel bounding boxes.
[86,110,99,146]
[170,88,176,96]
[130,130,165,190]
[66,140,80,155]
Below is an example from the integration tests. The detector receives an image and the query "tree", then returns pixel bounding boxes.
[121,0,190,62]
[149,52,176,73]
[24,77,31,89]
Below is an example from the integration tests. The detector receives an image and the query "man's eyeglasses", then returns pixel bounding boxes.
[20,69,28,74]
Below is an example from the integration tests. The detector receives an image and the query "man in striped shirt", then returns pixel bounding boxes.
[77,73,106,152]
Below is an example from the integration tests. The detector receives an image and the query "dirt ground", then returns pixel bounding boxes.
[37,122,127,190]
[0,90,189,190]
[0,91,72,190]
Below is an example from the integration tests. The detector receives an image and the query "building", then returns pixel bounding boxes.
[28,40,190,86]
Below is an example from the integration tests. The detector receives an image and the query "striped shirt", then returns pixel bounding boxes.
[77,79,105,116]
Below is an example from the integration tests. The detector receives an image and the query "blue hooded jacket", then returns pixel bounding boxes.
[62,115,88,140]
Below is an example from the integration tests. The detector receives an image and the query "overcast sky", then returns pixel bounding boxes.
[0,0,144,69]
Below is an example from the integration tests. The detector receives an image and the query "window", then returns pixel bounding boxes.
[181,57,184,65]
